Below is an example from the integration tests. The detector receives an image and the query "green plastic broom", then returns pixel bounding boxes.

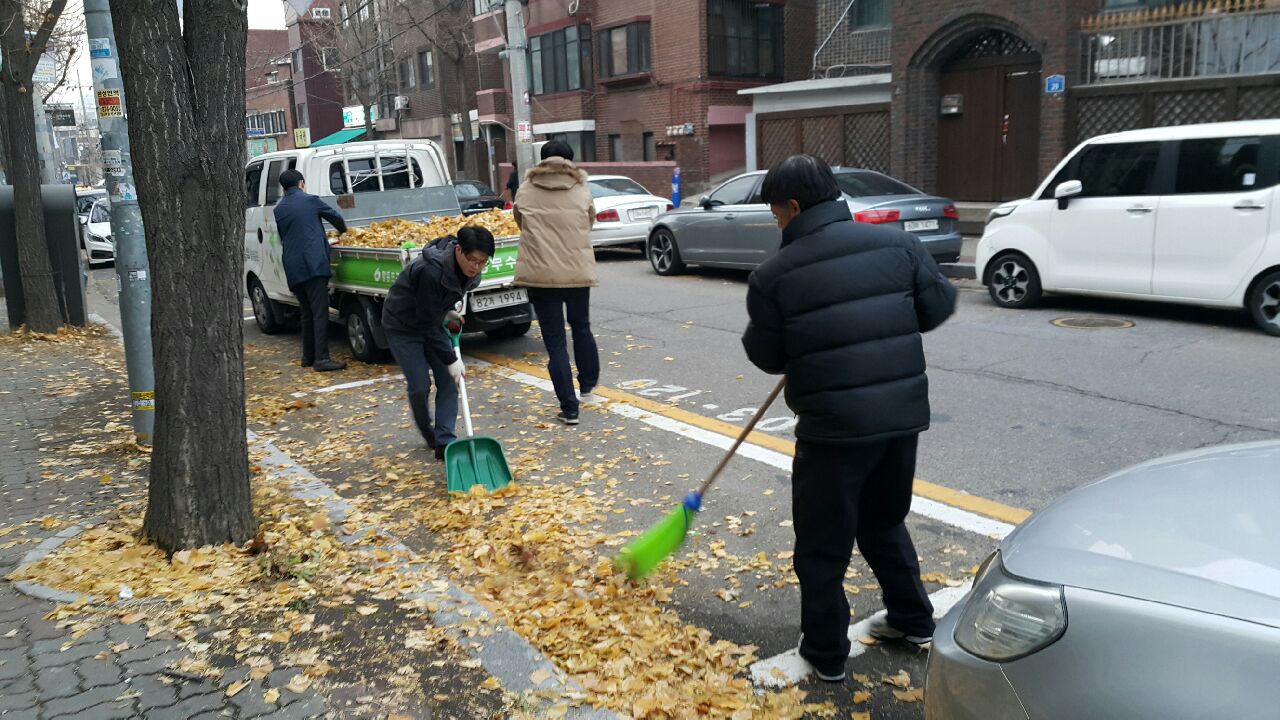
[614,378,786,580]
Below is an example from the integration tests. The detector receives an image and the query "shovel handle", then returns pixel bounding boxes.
[446,318,475,439]
[698,378,786,497]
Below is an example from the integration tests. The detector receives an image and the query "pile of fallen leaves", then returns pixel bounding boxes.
[332,210,518,249]
[0,322,109,346]
[413,478,837,719]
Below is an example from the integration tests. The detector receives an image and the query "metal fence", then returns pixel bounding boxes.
[1081,1,1280,85]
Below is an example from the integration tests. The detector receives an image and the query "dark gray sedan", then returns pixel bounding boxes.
[645,168,962,275]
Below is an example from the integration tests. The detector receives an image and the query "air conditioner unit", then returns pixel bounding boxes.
[394,95,410,111]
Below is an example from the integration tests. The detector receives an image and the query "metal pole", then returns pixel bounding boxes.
[83,0,155,445]
[32,95,58,183]
[504,0,535,178]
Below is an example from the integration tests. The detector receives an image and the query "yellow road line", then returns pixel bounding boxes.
[468,350,1033,526]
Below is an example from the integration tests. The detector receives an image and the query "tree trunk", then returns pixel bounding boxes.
[0,6,66,333]
[110,0,254,551]
[454,60,477,181]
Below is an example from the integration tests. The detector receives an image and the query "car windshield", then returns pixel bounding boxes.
[588,178,649,198]
[835,171,917,198]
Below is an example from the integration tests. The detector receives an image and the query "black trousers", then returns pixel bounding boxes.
[291,277,331,364]
[793,434,935,667]
[528,287,600,414]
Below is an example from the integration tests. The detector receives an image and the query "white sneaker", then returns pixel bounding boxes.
[867,615,933,645]
[579,390,605,405]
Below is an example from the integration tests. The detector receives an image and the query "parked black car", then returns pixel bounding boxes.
[455,181,506,215]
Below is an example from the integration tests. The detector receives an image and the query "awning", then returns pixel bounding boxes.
[310,128,367,147]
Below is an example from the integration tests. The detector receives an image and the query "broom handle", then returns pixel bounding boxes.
[698,377,786,497]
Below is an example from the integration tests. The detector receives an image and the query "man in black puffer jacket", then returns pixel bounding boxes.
[743,155,957,683]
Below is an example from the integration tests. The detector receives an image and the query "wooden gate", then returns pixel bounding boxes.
[1072,75,1280,144]
[757,104,891,174]
[937,30,1042,202]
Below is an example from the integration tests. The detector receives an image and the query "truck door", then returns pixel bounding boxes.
[244,160,266,291]
[260,157,297,298]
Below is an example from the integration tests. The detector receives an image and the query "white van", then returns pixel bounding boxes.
[244,140,452,309]
[976,120,1280,336]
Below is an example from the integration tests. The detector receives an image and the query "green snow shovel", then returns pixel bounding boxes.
[443,315,513,494]
[614,378,786,580]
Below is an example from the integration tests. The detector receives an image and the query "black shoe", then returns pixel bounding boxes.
[434,445,446,461]
[313,359,346,372]
[301,358,314,368]
[557,410,580,426]
[797,636,847,683]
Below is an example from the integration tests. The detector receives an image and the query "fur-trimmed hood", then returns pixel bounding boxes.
[525,156,588,191]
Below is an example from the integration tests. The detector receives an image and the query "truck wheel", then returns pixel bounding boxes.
[1248,270,1280,337]
[249,277,285,335]
[344,305,387,362]
[485,321,532,340]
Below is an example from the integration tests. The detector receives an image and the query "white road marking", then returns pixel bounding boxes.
[749,584,973,688]
[243,315,256,321]
[290,374,404,399]
[703,404,720,410]
[473,359,1015,540]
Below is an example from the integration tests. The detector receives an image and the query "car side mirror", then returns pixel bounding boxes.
[1054,180,1082,210]
[699,195,712,210]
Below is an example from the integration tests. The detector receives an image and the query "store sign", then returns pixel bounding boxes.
[294,127,311,148]
[342,104,378,129]
[48,106,77,127]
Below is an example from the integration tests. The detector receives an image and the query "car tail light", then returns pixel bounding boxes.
[666,203,674,211]
[596,209,620,222]
[853,209,900,224]
[943,204,959,219]
[953,552,1067,662]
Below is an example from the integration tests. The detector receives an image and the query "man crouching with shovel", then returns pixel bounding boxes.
[383,226,496,460]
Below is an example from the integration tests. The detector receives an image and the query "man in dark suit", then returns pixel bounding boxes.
[274,169,347,372]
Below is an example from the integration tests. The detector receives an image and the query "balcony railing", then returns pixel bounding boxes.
[1081,0,1280,85]
[815,26,891,78]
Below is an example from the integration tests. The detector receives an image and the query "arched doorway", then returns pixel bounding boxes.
[936,30,1041,202]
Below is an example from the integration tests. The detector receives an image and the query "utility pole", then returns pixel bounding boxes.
[32,93,58,183]
[503,0,535,178]
[83,0,156,445]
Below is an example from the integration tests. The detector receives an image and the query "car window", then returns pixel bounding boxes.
[588,178,650,198]
[90,203,110,224]
[1074,142,1162,197]
[473,182,496,196]
[1175,136,1263,194]
[834,171,917,197]
[455,182,481,198]
[77,196,102,214]
[708,175,759,206]
[264,158,297,206]
[245,163,264,207]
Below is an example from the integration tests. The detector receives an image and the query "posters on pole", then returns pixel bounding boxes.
[96,89,123,118]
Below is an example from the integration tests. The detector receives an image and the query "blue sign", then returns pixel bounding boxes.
[1044,74,1066,94]
[671,167,681,208]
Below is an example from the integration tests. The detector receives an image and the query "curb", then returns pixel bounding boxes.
[11,524,87,604]
[941,262,977,281]
[250,431,620,719]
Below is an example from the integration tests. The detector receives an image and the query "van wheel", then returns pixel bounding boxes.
[987,253,1042,309]
[344,305,387,362]
[1248,270,1280,337]
[485,321,532,340]
[648,229,686,276]
[249,277,285,335]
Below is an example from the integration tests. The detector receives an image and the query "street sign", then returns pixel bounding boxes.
[48,106,77,127]
[1044,74,1066,94]
[246,128,266,138]
[294,127,311,148]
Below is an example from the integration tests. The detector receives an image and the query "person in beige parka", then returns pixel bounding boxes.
[512,140,601,425]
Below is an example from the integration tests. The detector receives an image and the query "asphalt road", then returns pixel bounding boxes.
[84,253,1278,717]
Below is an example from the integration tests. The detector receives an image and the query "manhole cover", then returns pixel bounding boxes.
[1051,316,1135,330]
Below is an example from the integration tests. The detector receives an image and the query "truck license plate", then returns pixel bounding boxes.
[904,219,939,233]
[470,288,528,312]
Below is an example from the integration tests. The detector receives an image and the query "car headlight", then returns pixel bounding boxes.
[987,205,1017,224]
[954,551,1066,662]
[88,233,109,244]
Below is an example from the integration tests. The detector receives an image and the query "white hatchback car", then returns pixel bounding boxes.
[976,120,1280,335]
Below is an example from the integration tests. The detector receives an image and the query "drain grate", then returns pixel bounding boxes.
[1051,316,1135,330]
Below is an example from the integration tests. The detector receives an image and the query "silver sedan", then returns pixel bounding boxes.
[645,168,962,275]
[926,441,1280,720]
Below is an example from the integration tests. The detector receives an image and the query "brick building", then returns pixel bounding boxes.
[743,0,1280,202]
[283,0,346,148]
[474,0,818,195]
[245,30,296,157]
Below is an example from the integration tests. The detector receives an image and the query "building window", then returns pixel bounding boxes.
[528,25,592,95]
[417,50,434,88]
[608,134,623,161]
[246,109,288,137]
[599,22,651,77]
[292,49,303,73]
[322,47,340,71]
[643,131,655,161]
[545,131,596,162]
[473,0,500,14]
[266,71,280,84]
[399,59,415,89]
[707,0,784,78]
[853,0,889,28]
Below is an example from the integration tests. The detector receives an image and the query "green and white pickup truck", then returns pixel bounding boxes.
[243,140,532,361]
